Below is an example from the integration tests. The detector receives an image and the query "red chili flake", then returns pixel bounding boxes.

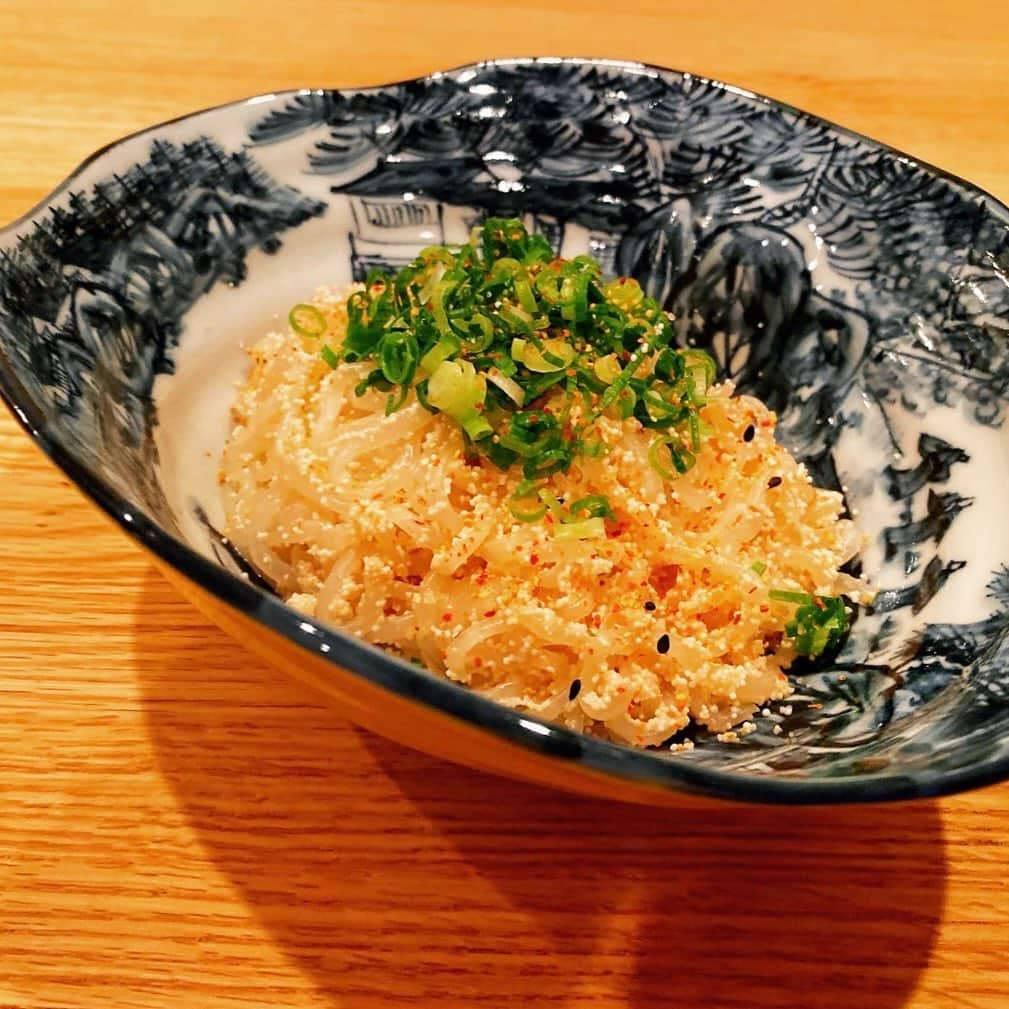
[473,656,483,668]
[441,612,453,622]
[763,631,784,655]
[544,513,555,525]
[732,612,742,624]
[530,554,540,566]
[406,574,422,586]
[476,572,488,585]
[649,563,680,596]
[759,604,769,613]
[483,609,497,618]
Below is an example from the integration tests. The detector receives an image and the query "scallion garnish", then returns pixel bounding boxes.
[289,303,327,339]
[648,435,696,480]
[554,517,606,540]
[566,495,615,521]
[302,218,716,509]
[769,590,849,657]
[768,589,813,605]
[378,331,420,387]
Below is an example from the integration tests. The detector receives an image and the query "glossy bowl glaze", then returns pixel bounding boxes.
[4,58,1009,805]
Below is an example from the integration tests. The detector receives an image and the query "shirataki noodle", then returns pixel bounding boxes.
[220,286,864,748]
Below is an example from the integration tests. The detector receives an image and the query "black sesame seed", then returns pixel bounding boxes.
[656,633,671,655]
[743,424,755,442]
[767,475,782,488]
[644,600,656,611]
[568,678,582,700]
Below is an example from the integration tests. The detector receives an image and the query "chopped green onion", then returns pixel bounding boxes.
[420,331,461,375]
[414,379,437,413]
[508,480,548,522]
[602,277,644,311]
[487,368,525,406]
[426,359,486,420]
[554,517,606,540]
[461,314,495,352]
[378,331,419,387]
[681,348,717,390]
[462,414,493,441]
[769,589,814,605]
[688,413,701,453]
[769,590,849,657]
[354,368,391,397]
[301,218,717,523]
[523,447,571,479]
[513,274,540,316]
[537,489,566,521]
[289,303,327,339]
[566,495,614,521]
[509,497,548,522]
[385,384,409,416]
[751,561,768,575]
[518,338,576,373]
[430,279,455,336]
[648,436,696,480]
[593,354,622,384]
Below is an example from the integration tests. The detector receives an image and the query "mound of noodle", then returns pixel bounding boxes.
[220,287,864,748]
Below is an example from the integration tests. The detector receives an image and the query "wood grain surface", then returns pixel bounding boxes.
[3,2,1009,1006]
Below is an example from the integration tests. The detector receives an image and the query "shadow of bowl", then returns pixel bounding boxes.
[136,567,947,1008]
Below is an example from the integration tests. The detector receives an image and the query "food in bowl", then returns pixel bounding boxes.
[220,218,866,747]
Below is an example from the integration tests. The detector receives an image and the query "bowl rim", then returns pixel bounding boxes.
[4,55,1009,805]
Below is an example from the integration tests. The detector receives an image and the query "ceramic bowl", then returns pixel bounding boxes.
[4,57,1009,805]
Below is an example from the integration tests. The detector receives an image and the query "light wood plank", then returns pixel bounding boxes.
[3,2,1009,1005]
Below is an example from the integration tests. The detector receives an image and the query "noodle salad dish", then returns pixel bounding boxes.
[222,220,867,749]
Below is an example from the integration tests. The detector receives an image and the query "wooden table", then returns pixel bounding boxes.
[3,2,1009,1006]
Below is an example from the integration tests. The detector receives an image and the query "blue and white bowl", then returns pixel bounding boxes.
[3,57,1009,804]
